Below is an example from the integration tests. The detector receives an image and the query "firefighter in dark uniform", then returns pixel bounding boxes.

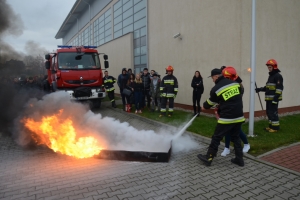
[103,71,117,108]
[198,68,245,167]
[255,59,283,133]
[159,65,178,117]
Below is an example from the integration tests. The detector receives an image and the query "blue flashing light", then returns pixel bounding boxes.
[57,45,73,48]
[57,45,98,49]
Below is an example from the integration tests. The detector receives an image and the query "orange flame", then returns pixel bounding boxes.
[23,110,102,158]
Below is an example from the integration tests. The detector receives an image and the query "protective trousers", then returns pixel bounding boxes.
[266,101,280,130]
[107,91,116,107]
[207,123,243,162]
[160,97,174,115]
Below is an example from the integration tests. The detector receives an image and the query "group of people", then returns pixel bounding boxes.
[197,59,283,167]
[103,66,179,117]
[103,59,283,167]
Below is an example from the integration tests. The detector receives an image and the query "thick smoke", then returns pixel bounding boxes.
[0,0,25,61]
[14,92,200,153]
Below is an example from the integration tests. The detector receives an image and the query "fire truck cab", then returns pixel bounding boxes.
[44,45,109,108]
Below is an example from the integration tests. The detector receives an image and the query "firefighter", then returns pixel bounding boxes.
[198,68,245,167]
[255,59,283,133]
[103,70,117,108]
[159,66,178,117]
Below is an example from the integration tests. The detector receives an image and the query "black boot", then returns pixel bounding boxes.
[193,105,197,116]
[231,145,244,167]
[231,158,244,167]
[112,101,117,108]
[197,107,201,117]
[197,148,216,166]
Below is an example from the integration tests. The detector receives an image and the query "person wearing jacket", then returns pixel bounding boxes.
[117,68,129,111]
[191,71,204,116]
[255,59,283,133]
[133,74,144,113]
[103,70,117,108]
[218,66,250,156]
[198,68,245,167]
[159,65,178,117]
[126,73,136,112]
[150,72,161,112]
[141,68,151,108]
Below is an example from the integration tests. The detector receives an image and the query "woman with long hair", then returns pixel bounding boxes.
[191,71,204,116]
[126,73,136,112]
[134,74,144,113]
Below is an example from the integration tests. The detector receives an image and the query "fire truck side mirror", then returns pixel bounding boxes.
[104,61,109,69]
[45,61,50,69]
[45,54,50,60]
[103,55,108,60]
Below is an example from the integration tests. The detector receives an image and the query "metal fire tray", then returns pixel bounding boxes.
[95,141,172,163]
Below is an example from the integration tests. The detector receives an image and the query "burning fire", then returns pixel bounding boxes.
[23,109,102,158]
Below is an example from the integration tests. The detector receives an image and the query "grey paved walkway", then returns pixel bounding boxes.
[1,103,300,200]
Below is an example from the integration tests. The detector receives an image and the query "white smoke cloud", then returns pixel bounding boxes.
[14,91,200,154]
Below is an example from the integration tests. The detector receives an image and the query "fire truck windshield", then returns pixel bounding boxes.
[58,52,100,70]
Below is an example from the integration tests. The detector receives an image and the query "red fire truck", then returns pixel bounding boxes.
[44,45,109,108]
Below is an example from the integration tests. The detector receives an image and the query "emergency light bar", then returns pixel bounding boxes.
[57,45,98,49]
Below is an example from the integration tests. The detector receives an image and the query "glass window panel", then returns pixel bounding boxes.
[114,29,122,38]
[114,14,122,24]
[133,0,142,5]
[134,38,140,48]
[123,0,133,11]
[123,7,133,19]
[123,16,133,27]
[99,27,104,34]
[105,17,111,24]
[114,0,122,11]
[134,47,140,56]
[141,55,147,64]
[105,35,111,42]
[99,39,104,45]
[140,26,146,36]
[105,28,111,36]
[99,33,104,39]
[134,56,140,65]
[99,15,104,22]
[134,8,146,22]
[123,24,133,34]
[140,46,147,55]
[105,22,111,30]
[105,9,111,18]
[140,36,146,46]
[114,22,122,31]
[134,29,140,39]
[123,0,130,4]
[114,7,122,18]
[99,20,104,28]
[134,17,146,30]
[134,0,145,13]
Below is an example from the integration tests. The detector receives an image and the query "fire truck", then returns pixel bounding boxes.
[44,45,109,108]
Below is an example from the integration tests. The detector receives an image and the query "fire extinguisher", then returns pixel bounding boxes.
[126,104,131,113]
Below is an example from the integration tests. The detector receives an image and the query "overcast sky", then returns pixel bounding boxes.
[4,0,76,52]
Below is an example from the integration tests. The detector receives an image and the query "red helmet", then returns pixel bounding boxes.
[266,59,278,69]
[166,65,174,71]
[222,66,238,81]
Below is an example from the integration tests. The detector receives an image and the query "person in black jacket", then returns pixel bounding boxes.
[141,68,151,108]
[191,71,204,116]
[197,68,245,167]
[117,68,129,111]
[103,71,117,108]
[256,59,283,133]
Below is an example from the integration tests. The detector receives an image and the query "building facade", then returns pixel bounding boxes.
[55,0,300,114]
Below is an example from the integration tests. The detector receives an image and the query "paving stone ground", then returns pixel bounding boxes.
[1,103,300,200]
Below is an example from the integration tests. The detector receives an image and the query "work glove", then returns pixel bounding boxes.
[255,87,263,93]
